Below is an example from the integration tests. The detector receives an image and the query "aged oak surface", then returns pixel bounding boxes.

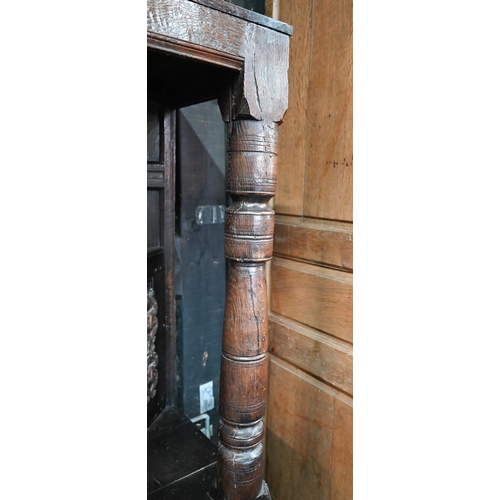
[217,26,288,494]
[148,1,291,499]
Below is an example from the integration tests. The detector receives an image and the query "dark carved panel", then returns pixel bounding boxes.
[147,288,159,403]
[147,250,168,427]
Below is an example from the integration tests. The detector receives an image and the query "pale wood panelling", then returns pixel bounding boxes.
[266,357,353,500]
[271,257,353,343]
[273,0,313,216]
[303,0,353,221]
[268,313,352,395]
[266,0,353,497]
[274,215,353,270]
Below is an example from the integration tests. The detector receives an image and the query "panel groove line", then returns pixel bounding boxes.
[272,253,352,274]
[270,355,352,406]
[272,257,352,283]
[274,215,352,270]
[269,350,353,400]
[271,257,352,343]
[268,313,352,395]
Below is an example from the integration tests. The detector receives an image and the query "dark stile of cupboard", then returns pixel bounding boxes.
[147,1,291,499]
[147,100,176,426]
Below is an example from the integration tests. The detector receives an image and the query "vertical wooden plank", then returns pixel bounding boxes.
[273,0,313,216]
[303,0,353,221]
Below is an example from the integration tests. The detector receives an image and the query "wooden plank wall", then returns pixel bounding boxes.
[265,0,353,498]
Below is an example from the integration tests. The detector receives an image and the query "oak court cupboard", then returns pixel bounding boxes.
[147,1,292,499]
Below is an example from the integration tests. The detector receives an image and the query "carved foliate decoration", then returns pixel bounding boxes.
[147,288,159,403]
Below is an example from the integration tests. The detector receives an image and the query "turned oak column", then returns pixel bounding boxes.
[214,17,290,499]
[216,118,277,500]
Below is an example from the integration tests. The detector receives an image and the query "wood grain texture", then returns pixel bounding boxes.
[330,387,353,500]
[273,0,313,215]
[218,26,290,124]
[252,25,290,123]
[151,1,291,127]
[191,0,292,35]
[303,0,353,221]
[274,215,353,270]
[266,357,353,500]
[219,119,283,500]
[271,257,352,343]
[268,313,352,395]
[148,0,248,58]
[218,122,278,500]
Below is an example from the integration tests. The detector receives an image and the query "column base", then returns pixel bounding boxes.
[208,480,271,500]
[257,481,271,499]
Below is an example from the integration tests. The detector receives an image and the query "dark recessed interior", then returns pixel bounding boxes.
[148,49,239,109]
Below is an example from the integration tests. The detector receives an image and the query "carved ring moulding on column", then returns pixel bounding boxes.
[147,2,291,499]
